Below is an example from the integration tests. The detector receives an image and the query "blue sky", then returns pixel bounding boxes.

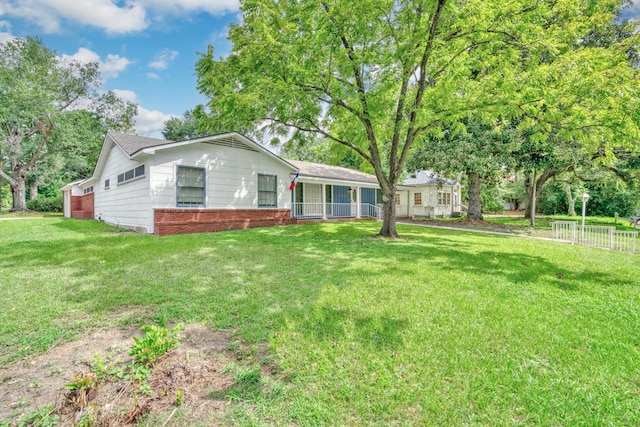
[1,1,639,139]
[0,0,241,137]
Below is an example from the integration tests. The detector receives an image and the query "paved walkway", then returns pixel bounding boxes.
[397,220,556,241]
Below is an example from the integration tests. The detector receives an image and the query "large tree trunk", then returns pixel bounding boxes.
[378,189,398,238]
[524,169,555,219]
[466,173,483,220]
[9,165,29,211]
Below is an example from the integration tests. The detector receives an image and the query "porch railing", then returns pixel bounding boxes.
[291,202,382,220]
[551,221,637,254]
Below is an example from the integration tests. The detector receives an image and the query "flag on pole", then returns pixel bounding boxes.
[289,172,299,190]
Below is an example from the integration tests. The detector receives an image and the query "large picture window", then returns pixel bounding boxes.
[177,166,205,207]
[258,174,277,208]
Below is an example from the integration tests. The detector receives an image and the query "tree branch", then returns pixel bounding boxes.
[266,117,373,164]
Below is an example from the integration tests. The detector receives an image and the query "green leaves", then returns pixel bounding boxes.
[196,0,640,235]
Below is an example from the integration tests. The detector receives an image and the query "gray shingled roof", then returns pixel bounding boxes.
[108,131,174,156]
[286,160,379,184]
[403,170,458,185]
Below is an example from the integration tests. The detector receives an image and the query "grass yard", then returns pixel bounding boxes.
[1,218,639,425]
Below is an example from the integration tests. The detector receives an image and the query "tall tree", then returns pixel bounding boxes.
[161,109,204,141]
[0,37,136,210]
[196,0,640,237]
[408,121,520,220]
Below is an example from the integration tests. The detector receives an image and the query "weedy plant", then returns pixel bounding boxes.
[17,404,59,427]
[130,322,184,366]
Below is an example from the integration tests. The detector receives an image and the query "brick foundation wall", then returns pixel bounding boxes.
[154,208,298,236]
[69,193,94,219]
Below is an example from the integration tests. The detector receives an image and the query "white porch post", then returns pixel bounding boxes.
[322,184,327,219]
[356,186,361,218]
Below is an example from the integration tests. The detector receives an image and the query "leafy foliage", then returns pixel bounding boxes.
[196,0,640,236]
[161,109,205,141]
[17,404,59,427]
[0,37,137,211]
[130,322,184,366]
[26,195,62,212]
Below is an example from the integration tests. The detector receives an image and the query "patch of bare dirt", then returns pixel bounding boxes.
[0,324,234,426]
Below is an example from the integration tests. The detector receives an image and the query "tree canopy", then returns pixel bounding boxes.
[0,36,137,211]
[196,0,640,237]
[161,109,205,141]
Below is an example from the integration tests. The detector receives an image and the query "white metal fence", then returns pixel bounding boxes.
[551,221,637,254]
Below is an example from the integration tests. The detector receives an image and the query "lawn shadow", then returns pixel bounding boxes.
[303,306,407,351]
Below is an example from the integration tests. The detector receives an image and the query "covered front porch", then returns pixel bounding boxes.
[291,182,382,220]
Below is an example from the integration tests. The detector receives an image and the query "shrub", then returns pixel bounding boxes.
[27,195,63,212]
[480,185,504,213]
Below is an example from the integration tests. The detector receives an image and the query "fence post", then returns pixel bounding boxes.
[609,227,614,251]
[571,222,577,244]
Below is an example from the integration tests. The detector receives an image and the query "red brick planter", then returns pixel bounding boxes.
[154,208,297,236]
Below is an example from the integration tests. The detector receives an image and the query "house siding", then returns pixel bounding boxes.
[408,184,461,218]
[94,141,152,233]
[149,142,294,210]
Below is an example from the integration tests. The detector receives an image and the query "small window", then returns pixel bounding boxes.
[117,164,144,185]
[438,191,451,206]
[104,179,110,189]
[258,174,277,208]
[395,193,400,205]
[414,192,422,206]
[83,186,94,194]
[177,166,205,207]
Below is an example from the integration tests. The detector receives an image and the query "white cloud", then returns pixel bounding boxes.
[135,106,174,137]
[0,0,240,35]
[101,54,132,78]
[0,20,14,43]
[147,72,161,80]
[148,49,178,70]
[112,89,139,104]
[109,89,171,137]
[60,48,132,79]
[0,0,147,34]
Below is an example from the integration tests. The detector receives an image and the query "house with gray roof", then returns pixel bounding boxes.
[63,132,391,235]
[62,131,461,235]
[401,170,462,218]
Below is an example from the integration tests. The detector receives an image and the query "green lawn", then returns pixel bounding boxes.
[1,218,639,425]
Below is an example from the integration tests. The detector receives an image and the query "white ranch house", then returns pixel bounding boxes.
[63,131,461,235]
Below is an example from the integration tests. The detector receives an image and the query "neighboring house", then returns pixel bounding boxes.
[63,132,461,235]
[401,170,462,218]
